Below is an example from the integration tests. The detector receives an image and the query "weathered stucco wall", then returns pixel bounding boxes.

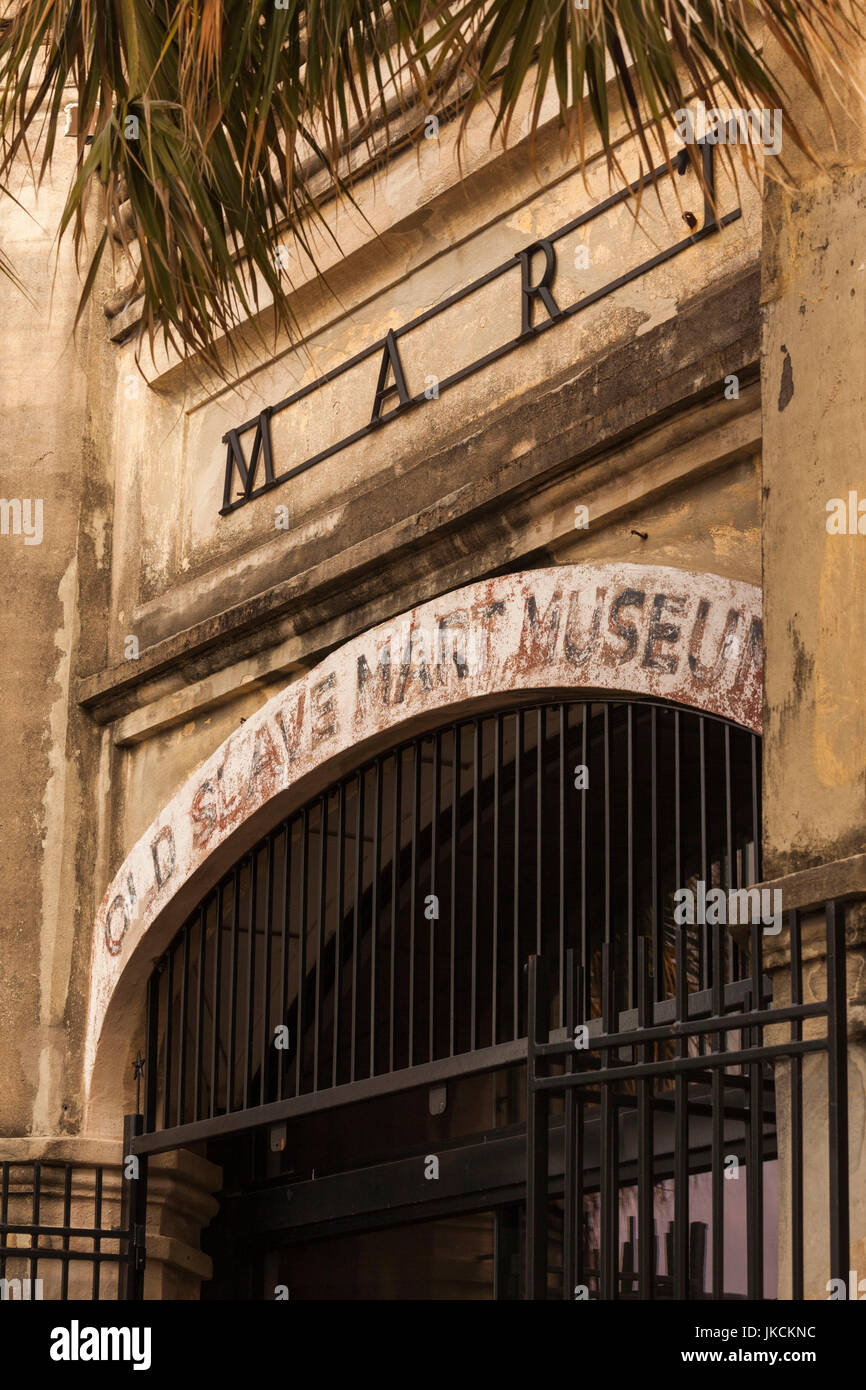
[761,59,866,878]
[0,116,117,1139]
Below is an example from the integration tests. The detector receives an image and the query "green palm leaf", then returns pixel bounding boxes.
[0,2,861,370]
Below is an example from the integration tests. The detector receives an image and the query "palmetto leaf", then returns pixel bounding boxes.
[0,2,861,370]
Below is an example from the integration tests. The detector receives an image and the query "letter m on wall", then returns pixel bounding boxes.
[222,407,275,510]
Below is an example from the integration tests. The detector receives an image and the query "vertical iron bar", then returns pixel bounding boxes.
[525,955,550,1299]
[637,937,654,1299]
[790,907,804,1300]
[0,1162,7,1284]
[711,728,729,1297]
[747,897,765,1297]
[92,1165,102,1300]
[724,725,735,984]
[209,882,224,1119]
[627,706,635,1008]
[450,725,459,1057]
[119,1113,145,1302]
[60,1164,71,1300]
[227,867,241,1109]
[315,799,328,1090]
[603,703,611,947]
[563,948,576,1300]
[177,924,190,1126]
[600,942,616,1299]
[278,831,292,1099]
[369,762,381,1076]
[29,1161,40,1290]
[699,717,709,992]
[429,734,440,1062]
[575,1007,586,1297]
[580,705,589,1019]
[651,707,662,999]
[243,852,258,1111]
[162,950,174,1127]
[296,809,309,1095]
[492,715,502,1044]
[674,711,689,1299]
[194,902,207,1122]
[409,744,420,1067]
[513,711,522,1037]
[260,838,274,1106]
[144,969,159,1134]
[334,788,346,1087]
[388,760,399,1075]
[536,707,544,957]
[558,705,566,1027]
[472,718,481,1051]
[826,899,850,1290]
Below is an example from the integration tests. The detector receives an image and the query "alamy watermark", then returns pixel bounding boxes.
[675,100,782,157]
[827,1270,866,1299]
[826,491,866,535]
[49,1321,151,1370]
[0,497,42,545]
[673,880,782,935]
[0,1276,43,1299]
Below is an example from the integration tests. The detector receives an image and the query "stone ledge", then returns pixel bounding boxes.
[144,1231,213,1283]
[756,852,866,915]
[0,1136,122,1165]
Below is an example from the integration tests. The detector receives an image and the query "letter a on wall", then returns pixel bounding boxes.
[370,329,411,424]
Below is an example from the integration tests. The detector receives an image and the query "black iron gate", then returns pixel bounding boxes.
[126,696,793,1300]
[137,698,763,1151]
[10,698,855,1299]
[525,901,850,1299]
[0,1114,146,1301]
[114,696,853,1299]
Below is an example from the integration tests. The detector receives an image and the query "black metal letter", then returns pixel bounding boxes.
[516,239,561,334]
[370,328,411,424]
[222,407,275,509]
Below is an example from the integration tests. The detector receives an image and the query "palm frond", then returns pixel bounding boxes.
[0,2,861,370]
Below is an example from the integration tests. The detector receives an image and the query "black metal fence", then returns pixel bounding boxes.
[525,900,850,1300]
[140,699,761,1153]
[0,1117,145,1301]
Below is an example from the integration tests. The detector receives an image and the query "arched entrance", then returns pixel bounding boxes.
[82,562,798,1300]
[138,695,768,1299]
[84,562,764,1130]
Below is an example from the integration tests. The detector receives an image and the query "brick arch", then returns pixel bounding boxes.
[84,563,761,1125]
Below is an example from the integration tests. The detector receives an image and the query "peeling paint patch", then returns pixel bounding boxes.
[632,293,679,338]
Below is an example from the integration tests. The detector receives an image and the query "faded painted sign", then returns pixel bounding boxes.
[84,563,761,1088]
